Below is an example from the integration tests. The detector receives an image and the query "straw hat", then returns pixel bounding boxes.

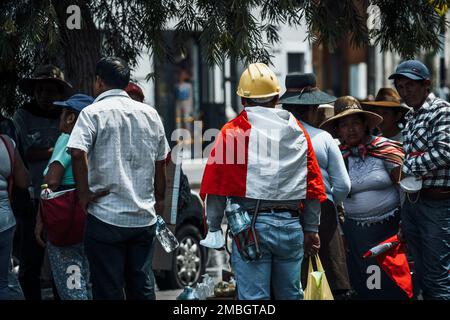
[319,96,383,137]
[361,88,410,113]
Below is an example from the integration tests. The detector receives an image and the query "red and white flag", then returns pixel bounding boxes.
[200,107,326,202]
[363,234,413,298]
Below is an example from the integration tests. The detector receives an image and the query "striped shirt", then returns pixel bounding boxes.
[402,93,450,187]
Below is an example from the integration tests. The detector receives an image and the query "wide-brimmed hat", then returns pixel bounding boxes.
[19,65,73,97]
[279,73,336,106]
[53,94,94,113]
[319,96,383,137]
[361,88,410,113]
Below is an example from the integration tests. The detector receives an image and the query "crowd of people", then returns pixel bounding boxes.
[0,57,449,300]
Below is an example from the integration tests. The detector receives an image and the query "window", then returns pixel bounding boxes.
[287,53,305,73]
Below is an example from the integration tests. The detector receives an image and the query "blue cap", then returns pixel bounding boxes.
[53,94,94,113]
[388,60,430,81]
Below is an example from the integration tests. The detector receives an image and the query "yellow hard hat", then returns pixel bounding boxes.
[236,63,281,98]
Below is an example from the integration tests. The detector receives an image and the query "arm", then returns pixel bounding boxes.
[71,148,108,210]
[303,199,321,257]
[43,162,65,191]
[25,147,54,162]
[403,106,450,176]
[13,149,30,189]
[67,109,107,209]
[327,137,351,204]
[35,208,46,247]
[154,113,170,215]
[154,159,166,215]
[205,194,227,232]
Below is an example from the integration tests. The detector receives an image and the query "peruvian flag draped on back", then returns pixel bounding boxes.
[200,107,326,202]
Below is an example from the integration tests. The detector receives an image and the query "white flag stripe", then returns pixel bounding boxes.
[245,107,308,200]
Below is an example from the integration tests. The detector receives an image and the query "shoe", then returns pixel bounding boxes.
[200,230,225,249]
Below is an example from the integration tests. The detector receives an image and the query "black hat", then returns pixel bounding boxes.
[19,65,73,97]
[279,73,336,106]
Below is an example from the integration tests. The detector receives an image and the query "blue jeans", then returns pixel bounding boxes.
[231,211,304,300]
[47,242,91,300]
[401,197,450,300]
[0,226,24,300]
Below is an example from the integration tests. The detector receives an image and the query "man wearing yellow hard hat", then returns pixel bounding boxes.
[200,63,326,300]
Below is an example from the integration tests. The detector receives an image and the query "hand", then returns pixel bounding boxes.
[304,232,320,257]
[397,225,406,243]
[35,219,46,248]
[390,165,403,184]
[78,189,110,211]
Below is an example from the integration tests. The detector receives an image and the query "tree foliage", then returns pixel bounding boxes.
[0,0,449,114]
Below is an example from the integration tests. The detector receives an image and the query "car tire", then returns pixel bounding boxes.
[155,223,206,290]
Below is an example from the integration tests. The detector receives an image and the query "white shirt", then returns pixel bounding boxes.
[67,89,170,227]
[344,155,400,224]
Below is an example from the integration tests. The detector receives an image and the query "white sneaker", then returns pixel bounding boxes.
[200,230,225,249]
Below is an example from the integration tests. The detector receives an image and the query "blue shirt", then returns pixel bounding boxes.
[301,121,351,204]
[44,133,75,186]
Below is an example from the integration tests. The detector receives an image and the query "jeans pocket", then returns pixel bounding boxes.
[285,222,304,247]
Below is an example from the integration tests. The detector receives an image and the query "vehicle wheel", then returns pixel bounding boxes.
[155,224,206,290]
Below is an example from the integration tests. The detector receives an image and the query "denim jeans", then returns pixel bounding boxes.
[402,196,450,300]
[84,214,157,300]
[0,226,24,300]
[47,242,91,300]
[231,211,304,300]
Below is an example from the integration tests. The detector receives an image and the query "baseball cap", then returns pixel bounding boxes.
[388,60,430,81]
[53,94,94,113]
[125,82,144,101]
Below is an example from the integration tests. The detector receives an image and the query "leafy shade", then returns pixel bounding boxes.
[0,0,449,114]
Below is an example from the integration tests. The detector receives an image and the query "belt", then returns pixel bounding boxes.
[248,207,300,217]
[420,187,450,200]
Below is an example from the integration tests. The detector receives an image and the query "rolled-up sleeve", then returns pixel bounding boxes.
[302,198,321,233]
[67,109,97,153]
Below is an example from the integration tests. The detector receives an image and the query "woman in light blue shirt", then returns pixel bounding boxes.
[35,94,94,300]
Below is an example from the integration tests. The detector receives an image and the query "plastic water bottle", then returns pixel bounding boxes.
[224,198,258,261]
[176,286,199,300]
[225,198,251,235]
[156,215,179,253]
[40,184,53,199]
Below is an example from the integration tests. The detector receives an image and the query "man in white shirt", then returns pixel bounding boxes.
[67,57,170,300]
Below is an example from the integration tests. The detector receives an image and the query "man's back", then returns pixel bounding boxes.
[68,90,170,227]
